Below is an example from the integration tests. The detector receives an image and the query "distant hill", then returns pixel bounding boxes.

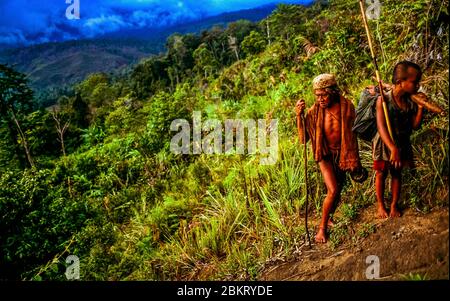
[0,39,157,91]
[0,4,280,94]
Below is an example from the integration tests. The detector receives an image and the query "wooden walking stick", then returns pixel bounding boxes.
[359,0,395,142]
[296,108,312,248]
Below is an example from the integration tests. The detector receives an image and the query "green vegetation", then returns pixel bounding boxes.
[0,0,448,280]
[401,273,429,281]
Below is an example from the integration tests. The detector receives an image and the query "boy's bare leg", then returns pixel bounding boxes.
[375,169,389,218]
[390,170,402,217]
[316,160,340,243]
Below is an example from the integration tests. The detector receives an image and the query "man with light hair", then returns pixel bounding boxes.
[295,74,365,243]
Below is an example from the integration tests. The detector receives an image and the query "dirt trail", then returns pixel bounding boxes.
[260,206,449,280]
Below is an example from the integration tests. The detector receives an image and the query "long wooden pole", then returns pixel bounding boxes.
[297,112,311,248]
[359,0,395,142]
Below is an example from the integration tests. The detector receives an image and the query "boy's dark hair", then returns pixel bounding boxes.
[392,61,422,84]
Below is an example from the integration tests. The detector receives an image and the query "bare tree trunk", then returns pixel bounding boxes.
[51,108,70,157]
[228,36,240,61]
[9,107,35,169]
[234,47,240,61]
[5,119,26,168]
[266,20,271,46]
[51,108,73,196]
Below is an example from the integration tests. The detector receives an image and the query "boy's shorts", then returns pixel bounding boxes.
[373,160,413,172]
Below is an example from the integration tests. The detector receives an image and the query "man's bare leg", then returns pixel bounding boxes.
[390,170,402,217]
[375,169,389,218]
[327,174,345,228]
[327,193,342,228]
[327,218,335,228]
[316,160,340,243]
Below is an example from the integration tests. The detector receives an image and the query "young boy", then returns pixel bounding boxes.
[372,61,424,218]
[295,74,363,243]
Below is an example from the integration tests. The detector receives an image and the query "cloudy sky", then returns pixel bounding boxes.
[0,0,311,47]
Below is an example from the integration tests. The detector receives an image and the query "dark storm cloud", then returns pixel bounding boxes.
[0,0,311,46]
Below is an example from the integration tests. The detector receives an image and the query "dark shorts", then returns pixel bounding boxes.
[373,160,414,172]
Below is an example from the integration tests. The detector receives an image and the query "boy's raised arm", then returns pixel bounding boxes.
[411,95,425,130]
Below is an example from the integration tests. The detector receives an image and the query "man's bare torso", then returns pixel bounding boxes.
[323,101,341,150]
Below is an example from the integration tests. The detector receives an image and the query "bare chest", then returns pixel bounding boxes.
[323,109,341,146]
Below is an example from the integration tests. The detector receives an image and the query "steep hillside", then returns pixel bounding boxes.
[261,207,449,280]
[0,0,447,281]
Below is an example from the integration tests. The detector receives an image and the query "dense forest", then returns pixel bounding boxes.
[0,0,448,280]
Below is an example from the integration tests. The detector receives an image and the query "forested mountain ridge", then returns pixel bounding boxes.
[0,4,282,108]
